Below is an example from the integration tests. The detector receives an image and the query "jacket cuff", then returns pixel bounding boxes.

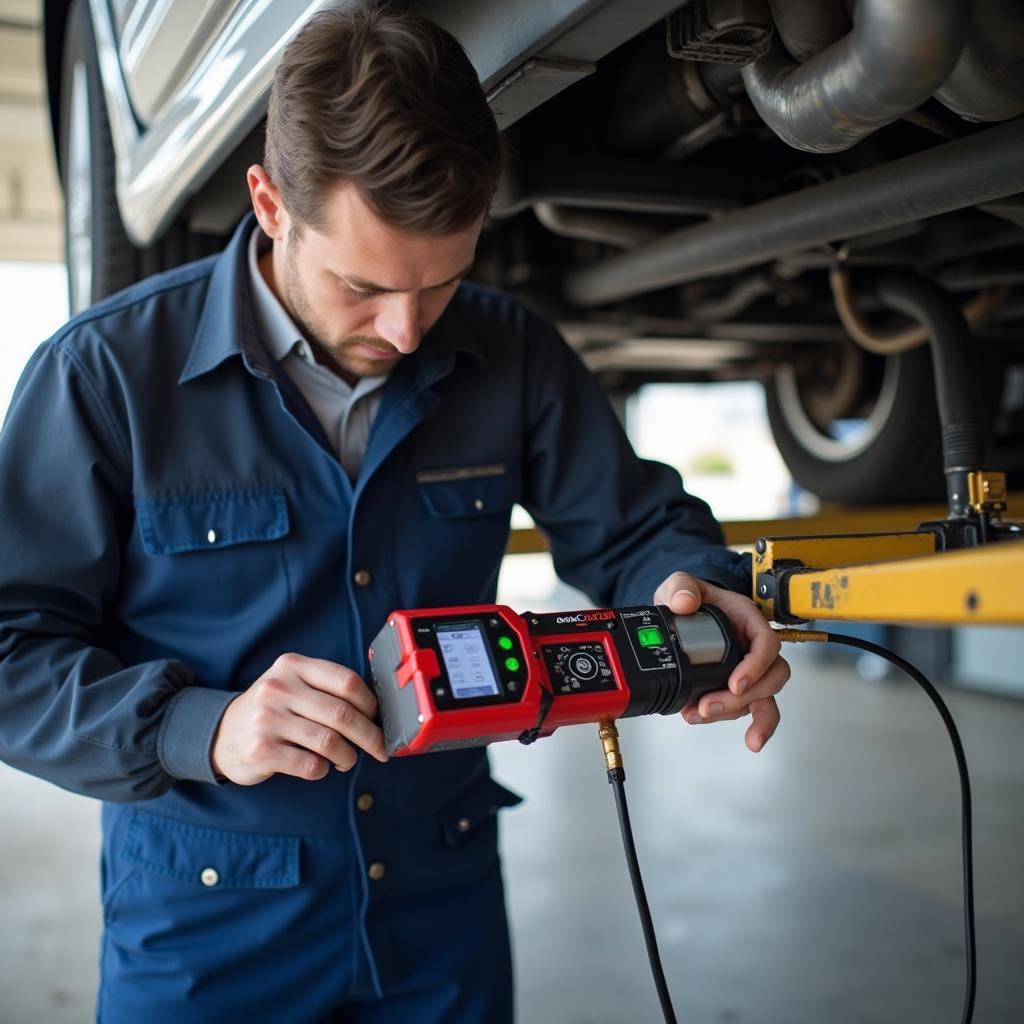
[693,563,754,597]
[157,686,237,783]
[636,551,754,606]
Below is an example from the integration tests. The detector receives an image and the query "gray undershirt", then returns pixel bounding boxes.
[247,226,387,479]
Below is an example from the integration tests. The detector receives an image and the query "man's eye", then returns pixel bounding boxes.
[346,285,381,300]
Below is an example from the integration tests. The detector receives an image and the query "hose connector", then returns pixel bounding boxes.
[774,628,828,643]
[598,718,624,775]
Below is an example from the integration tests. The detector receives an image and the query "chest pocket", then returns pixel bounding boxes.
[405,466,518,605]
[416,466,518,519]
[129,486,293,634]
[136,487,289,554]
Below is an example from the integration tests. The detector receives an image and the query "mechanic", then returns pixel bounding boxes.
[0,4,790,1022]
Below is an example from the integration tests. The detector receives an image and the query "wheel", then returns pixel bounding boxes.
[58,0,222,314]
[764,340,945,504]
[59,0,138,314]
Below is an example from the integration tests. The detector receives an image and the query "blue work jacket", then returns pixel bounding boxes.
[0,214,750,1018]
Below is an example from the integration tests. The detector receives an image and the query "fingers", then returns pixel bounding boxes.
[682,695,781,753]
[717,602,782,695]
[682,702,750,725]
[274,710,360,772]
[272,741,333,782]
[226,706,334,783]
[729,628,783,696]
[287,685,389,764]
[658,575,788,754]
[680,653,789,753]
[696,656,791,720]
[745,697,781,753]
[652,571,704,615]
[273,653,379,720]
[268,653,388,763]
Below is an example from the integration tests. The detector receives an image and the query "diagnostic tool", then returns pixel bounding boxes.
[369,607,979,1024]
[368,603,741,756]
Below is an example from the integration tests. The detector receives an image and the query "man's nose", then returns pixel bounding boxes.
[374,293,421,354]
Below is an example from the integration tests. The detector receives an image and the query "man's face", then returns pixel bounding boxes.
[258,177,481,383]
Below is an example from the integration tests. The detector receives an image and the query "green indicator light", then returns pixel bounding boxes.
[637,626,664,648]
[497,636,514,651]
[504,656,521,672]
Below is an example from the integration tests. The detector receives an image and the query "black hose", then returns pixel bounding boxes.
[874,273,986,516]
[609,766,678,1024]
[607,633,976,1024]
[824,633,976,1024]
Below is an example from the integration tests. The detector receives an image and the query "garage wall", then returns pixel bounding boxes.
[0,0,63,262]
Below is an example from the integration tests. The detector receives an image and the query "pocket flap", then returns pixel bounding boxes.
[440,776,524,845]
[121,811,300,889]
[418,472,517,519]
[135,487,289,555]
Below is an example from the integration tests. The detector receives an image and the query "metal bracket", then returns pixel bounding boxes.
[666,0,773,66]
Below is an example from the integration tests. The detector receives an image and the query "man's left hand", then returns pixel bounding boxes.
[653,571,790,753]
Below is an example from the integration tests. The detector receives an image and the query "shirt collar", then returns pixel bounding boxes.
[246,225,311,365]
[179,213,270,384]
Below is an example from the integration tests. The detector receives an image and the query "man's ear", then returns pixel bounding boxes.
[247,165,288,241]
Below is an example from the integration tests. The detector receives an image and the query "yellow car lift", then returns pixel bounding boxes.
[753,472,1023,628]
[508,473,1023,628]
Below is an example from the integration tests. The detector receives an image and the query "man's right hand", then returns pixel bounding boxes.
[210,653,389,785]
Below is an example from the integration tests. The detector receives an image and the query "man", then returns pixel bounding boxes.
[0,4,789,1021]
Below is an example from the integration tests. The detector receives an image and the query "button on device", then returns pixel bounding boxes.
[353,570,372,587]
[504,656,520,672]
[356,792,374,812]
[498,636,514,651]
[368,862,385,881]
[569,653,598,679]
[200,867,219,887]
[206,529,217,544]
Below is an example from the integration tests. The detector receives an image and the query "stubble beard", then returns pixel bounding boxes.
[282,242,401,383]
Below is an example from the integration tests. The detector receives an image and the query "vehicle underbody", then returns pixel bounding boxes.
[46,0,1024,502]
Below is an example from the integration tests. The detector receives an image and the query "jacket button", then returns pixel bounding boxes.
[456,817,471,833]
[200,867,220,887]
[368,862,385,881]
[473,498,484,510]
[353,570,372,587]
[207,530,217,544]
[356,792,374,812]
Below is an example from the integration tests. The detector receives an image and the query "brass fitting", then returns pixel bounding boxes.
[598,719,624,772]
[967,471,1008,518]
[773,627,829,643]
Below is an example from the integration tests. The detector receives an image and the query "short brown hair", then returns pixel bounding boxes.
[264,2,504,235]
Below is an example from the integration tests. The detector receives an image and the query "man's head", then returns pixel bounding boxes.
[248,2,504,382]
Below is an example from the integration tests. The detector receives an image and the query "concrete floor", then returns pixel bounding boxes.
[2,645,1022,1023]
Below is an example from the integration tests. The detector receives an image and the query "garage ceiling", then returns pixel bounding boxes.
[0,0,63,262]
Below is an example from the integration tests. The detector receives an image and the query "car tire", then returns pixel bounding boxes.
[764,342,946,505]
[59,0,221,314]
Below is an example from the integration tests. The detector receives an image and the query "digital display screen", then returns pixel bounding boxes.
[436,622,501,700]
[637,626,665,648]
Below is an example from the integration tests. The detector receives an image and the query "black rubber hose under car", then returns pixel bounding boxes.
[874,273,987,518]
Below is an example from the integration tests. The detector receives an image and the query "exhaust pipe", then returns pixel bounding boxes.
[741,0,970,152]
[563,119,1024,306]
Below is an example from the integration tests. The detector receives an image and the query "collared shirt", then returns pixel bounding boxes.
[246,226,387,480]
